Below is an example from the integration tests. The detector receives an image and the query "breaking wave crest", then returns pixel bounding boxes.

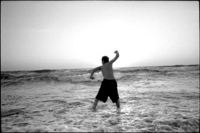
[1,65,199,86]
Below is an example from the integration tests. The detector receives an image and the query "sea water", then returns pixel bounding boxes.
[1,65,199,132]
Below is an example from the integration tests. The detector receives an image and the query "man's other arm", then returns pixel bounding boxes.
[90,66,101,79]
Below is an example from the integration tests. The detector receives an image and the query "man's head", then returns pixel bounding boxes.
[102,56,109,64]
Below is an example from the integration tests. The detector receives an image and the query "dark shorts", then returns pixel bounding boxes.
[96,79,119,103]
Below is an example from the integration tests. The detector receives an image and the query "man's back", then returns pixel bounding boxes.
[101,63,115,80]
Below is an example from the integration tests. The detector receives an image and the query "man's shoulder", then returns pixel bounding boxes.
[102,63,113,68]
[107,62,113,67]
[99,65,103,69]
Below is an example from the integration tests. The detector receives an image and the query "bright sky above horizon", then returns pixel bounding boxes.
[1,1,199,71]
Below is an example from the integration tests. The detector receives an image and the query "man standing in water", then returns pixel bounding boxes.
[90,50,120,110]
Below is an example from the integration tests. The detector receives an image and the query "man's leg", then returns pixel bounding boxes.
[92,99,99,110]
[116,99,120,109]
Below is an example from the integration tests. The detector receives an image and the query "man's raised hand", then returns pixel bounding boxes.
[114,50,119,54]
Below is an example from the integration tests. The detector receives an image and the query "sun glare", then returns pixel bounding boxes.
[1,1,199,71]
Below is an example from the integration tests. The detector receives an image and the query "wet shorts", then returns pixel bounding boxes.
[96,79,119,103]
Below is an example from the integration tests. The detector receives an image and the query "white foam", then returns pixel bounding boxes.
[58,72,125,82]
[1,66,199,132]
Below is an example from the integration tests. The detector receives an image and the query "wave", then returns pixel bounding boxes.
[162,64,199,67]
[1,66,199,87]
[116,68,166,74]
[31,69,56,73]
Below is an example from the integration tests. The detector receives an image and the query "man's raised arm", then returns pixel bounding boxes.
[109,50,119,64]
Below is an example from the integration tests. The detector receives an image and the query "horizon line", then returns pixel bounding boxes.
[1,64,199,72]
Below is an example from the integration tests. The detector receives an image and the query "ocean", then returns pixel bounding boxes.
[1,65,199,132]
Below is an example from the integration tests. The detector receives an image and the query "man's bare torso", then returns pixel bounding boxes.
[101,63,115,80]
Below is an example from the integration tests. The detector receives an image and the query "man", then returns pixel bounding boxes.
[90,50,120,110]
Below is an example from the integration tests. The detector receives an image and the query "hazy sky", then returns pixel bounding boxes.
[1,1,199,71]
